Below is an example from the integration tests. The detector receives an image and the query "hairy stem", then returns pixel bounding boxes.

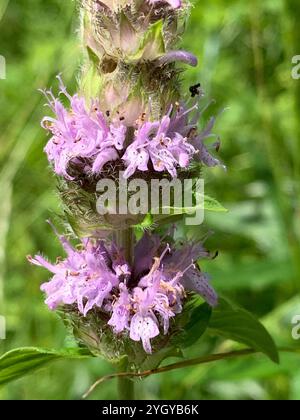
[118,376,135,400]
[115,228,135,265]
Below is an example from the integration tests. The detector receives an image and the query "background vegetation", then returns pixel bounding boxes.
[0,0,299,400]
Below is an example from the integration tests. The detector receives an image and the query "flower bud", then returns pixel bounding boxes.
[81,0,190,64]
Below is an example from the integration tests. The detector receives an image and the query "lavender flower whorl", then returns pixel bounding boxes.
[29,229,217,357]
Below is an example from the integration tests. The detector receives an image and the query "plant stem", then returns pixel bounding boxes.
[114,228,135,400]
[115,228,135,265]
[83,347,300,399]
[118,376,135,400]
[117,358,135,400]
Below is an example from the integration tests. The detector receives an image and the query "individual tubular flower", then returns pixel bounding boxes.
[28,228,218,353]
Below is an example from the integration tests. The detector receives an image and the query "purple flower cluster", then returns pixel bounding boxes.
[41,77,221,180]
[42,76,127,180]
[28,227,217,353]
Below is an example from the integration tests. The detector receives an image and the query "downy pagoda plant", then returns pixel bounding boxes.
[0,0,280,400]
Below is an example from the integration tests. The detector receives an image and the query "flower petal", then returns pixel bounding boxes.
[157,50,198,67]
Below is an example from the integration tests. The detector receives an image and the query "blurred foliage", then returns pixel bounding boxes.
[0,0,300,400]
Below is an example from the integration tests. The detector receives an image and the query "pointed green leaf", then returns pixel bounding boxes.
[209,297,279,363]
[148,194,227,226]
[0,347,93,386]
[202,195,228,212]
[86,46,100,66]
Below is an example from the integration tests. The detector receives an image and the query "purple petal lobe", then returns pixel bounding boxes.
[130,313,159,353]
[182,268,218,307]
[157,50,198,67]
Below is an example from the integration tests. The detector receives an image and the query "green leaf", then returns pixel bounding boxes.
[86,46,100,66]
[141,347,183,372]
[151,194,227,215]
[183,302,212,348]
[173,301,212,349]
[209,297,279,363]
[134,213,155,231]
[203,195,228,212]
[133,193,227,233]
[130,20,165,62]
[0,347,92,386]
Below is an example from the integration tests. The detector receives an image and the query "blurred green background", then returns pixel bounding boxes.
[0,0,300,400]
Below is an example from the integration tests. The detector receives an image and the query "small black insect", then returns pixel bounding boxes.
[189,83,201,98]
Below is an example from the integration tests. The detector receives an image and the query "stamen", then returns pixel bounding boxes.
[177,103,198,119]
[56,74,72,101]
[160,244,171,262]
[181,262,196,276]
[167,104,173,117]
